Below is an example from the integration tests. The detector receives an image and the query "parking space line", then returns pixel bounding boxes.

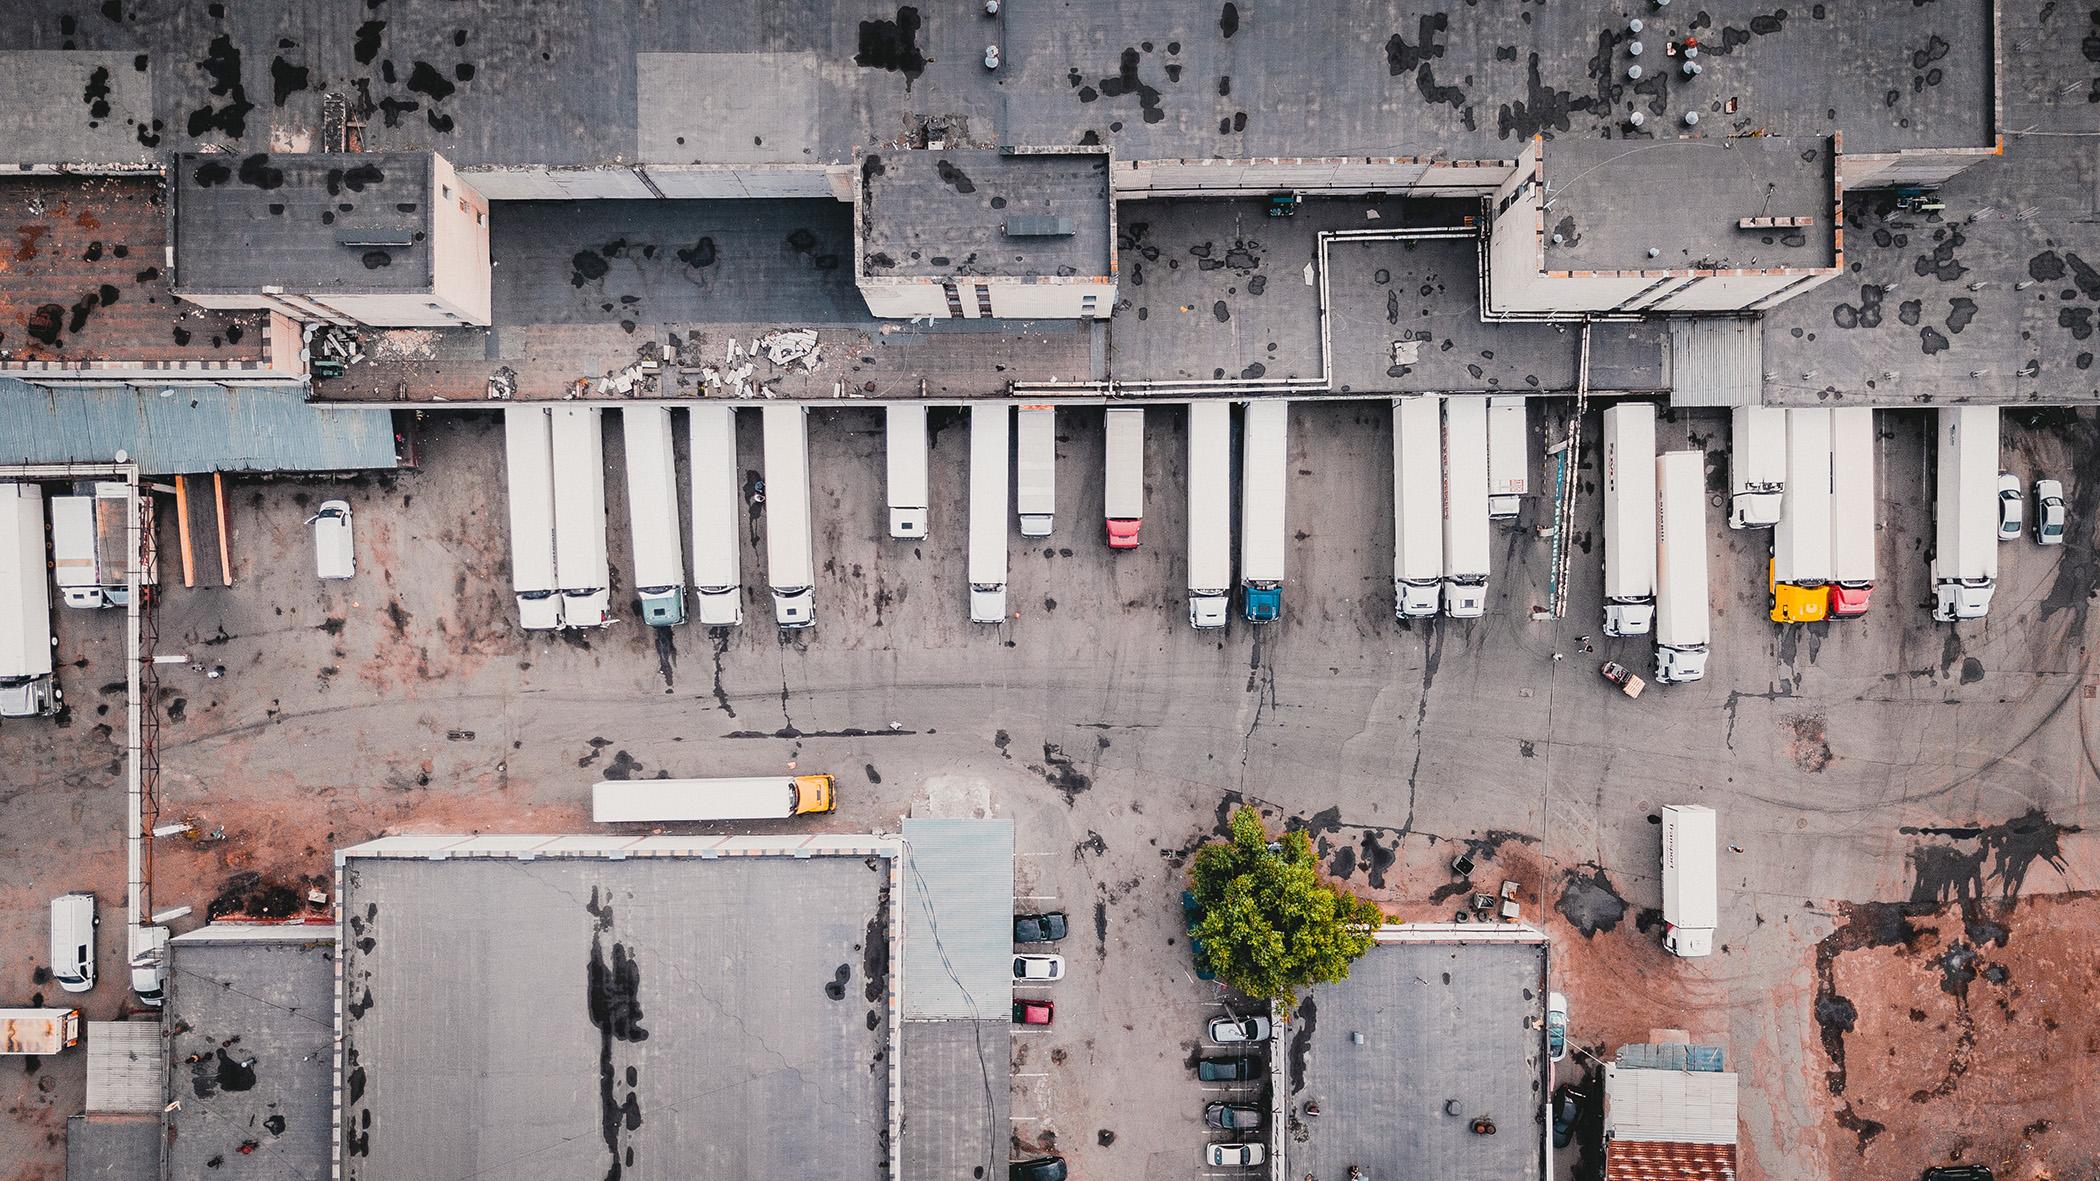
[1013,1071,1049,1078]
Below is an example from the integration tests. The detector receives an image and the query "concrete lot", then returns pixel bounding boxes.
[1,401,2096,1181]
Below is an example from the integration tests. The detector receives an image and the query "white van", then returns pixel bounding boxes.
[49,893,97,993]
[307,500,355,580]
[129,925,170,1006]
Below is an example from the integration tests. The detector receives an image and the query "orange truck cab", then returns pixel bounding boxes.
[1769,559,1829,624]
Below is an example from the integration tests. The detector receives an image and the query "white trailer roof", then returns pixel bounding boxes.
[621,406,685,592]
[1775,408,1834,584]
[1103,408,1145,519]
[1239,401,1288,583]
[1185,402,1232,592]
[501,409,558,595]
[1601,403,1658,600]
[1937,406,1999,580]
[1015,406,1055,521]
[1829,408,1877,583]
[1661,805,1719,930]
[1654,451,1710,646]
[1486,396,1529,497]
[1731,405,1786,493]
[49,495,96,589]
[0,484,52,680]
[549,407,609,593]
[1441,396,1490,579]
[968,405,1011,586]
[689,405,743,590]
[761,405,815,590]
[1392,395,1443,580]
[885,405,929,512]
[592,778,797,822]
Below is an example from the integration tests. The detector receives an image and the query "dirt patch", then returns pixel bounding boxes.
[1783,713,1833,772]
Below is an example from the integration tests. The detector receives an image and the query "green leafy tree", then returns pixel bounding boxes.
[1187,807,1383,1011]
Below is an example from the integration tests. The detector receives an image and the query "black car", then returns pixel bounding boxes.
[1011,1156,1068,1181]
[1197,1055,1260,1082]
[1014,912,1069,943]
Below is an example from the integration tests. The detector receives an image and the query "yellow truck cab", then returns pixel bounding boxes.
[789,774,836,815]
[1769,559,1829,624]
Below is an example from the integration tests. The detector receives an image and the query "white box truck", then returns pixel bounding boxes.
[503,408,564,630]
[1186,401,1232,629]
[969,403,1011,624]
[689,405,745,627]
[1486,395,1530,519]
[1392,395,1443,619]
[1828,408,1877,619]
[1103,407,1145,549]
[1654,451,1711,684]
[551,407,612,629]
[1441,396,1491,619]
[1016,406,1056,538]
[761,404,816,629]
[1771,408,1834,624]
[621,406,685,627]
[593,774,836,822]
[1602,402,1658,636]
[1660,804,1718,958]
[1933,405,1999,622]
[0,1009,80,1055]
[0,483,58,718]
[885,405,930,539]
[1729,406,1786,530]
[52,483,150,608]
[1239,401,1288,624]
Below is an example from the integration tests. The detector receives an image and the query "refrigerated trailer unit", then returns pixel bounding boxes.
[1933,406,1999,622]
[1441,397,1491,618]
[1654,451,1711,684]
[1485,396,1530,519]
[1601,402,1658,636]
[1239,401,1287,623]
[621,406,686,626]
[593,774,837,822]
[969,404,1011,624]
[1729,406,1786,529]
[761,404,816,628]
[551,407,612,628]
[0,484,58,718]
[1016,406,1056,538]
[502,408,564,630]
[689,405,745,627]
[1828,408,1877,618]
[1660,804,1718,958]
[1186,401,1232,629]
[1104,408,1145,549]
[1771,408,1833,624]
[885,405,930,539]
[1392,395,1444,619]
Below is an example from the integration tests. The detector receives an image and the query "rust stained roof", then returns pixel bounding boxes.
[1605,1140,1739,1181]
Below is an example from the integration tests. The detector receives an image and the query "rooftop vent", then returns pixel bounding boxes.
[1005,216,1076,238]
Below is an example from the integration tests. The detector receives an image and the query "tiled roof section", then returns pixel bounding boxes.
[1605,1140,1738,1181]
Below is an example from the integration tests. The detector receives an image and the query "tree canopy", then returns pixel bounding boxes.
[1187,807,1384,1011]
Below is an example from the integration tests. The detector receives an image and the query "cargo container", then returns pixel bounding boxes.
[1104,408,1145,549]
[0,484,58,718]
[688,405,745,627]
[885,405,930,539]
[1441,397,1491,618]
[761,404,816,628]
[1729,406,1786,529]
[502,408,564,630]
[620,406,685,627]
[1486,396,1530,519]
[1239,401,1288,623]
[1828,408,1877,618]
[1654,451,1711,684]
[1391,395,1443,618]
[1660,804,1718,958]
[1933,406,1999,622]
[1771,408,1832,624]
[1016,406,1056,538]
[1602,403,1658,636]
[592,775,836,822]
[969,404,1011,624]
[551,407,612,628]
[1186,402,1232,629]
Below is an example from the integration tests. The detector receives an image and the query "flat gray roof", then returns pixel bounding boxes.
[65,1113,159,1181]
[1541,137,1837,272]
[166,933,337,1181]
[337,853,892,1181]
[861,150,1112,281]
[899,1020,1011,1181]
[1286,934,1548,1181]
[172,153,432,295]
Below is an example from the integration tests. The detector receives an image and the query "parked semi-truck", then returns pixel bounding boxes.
[550,407,612,629]
[1441,397,1491,618]
[1486,396,1530,519]
[1016,406,1056,538]
[688,405,744,627]
[1392,395,1443,618]
[1239,401,1287,623]
[0,483,58,718]
[1729,406,1786,529]
[1828,408,1877,618]
[1771,408,1833,624]
[0,1009,80,1055]
[503,408,564,630]
[1104,408,1145,549]
[969,403,1011,624]
[1186,401,1232,629]
[592,774,836,823]
[621,406,685,627]
[52,483,149,609]
[885,405,930,539]
[761,404,816,628]
[1933,406,1999,622]
[1601,402,1658,636]
[1660,804,1718,958]
[1654,451,1711,684]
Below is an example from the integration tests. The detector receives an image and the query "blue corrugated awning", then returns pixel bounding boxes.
[0,380,399,474]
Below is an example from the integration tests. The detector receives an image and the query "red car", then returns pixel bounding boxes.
[1013,1000,1055,1026]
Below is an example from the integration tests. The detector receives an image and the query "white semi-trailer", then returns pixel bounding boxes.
[1828,408,1877,619]
[1729,405,1786,529]
[502,408,563,630]
[1933,405,1999,622]
[688,405,744,627]
[0,483,58,718]
[1601,402,1658,636]
[1239,401,1287,624]
[1441,397,1491,618]
[551,407,612,628]
[1186,401,1232,629]
[592,774,837,822]
[885,405,930,539]
[1485,395,1530,519]
[621,406,685,627]
[761,404,816,629]
[1103,407,1145,549]
[1392,395,1443,619]
[969,403,1011,624]
[1653,451,1711,684]
[1771,408,1833,624]
[1016,406,1056,538]
[1660,804,1718,958]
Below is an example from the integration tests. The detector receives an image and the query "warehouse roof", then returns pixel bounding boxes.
[172,153,433,295]
[0,381,401,473]
[900,816,1014,1019]
[860,150,1112,281]
[1539,137,1838,272]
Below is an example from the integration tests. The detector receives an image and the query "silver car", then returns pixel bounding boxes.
[1207,1143,1266,1166]
[1208,1015,1272,1043]
[2033,479,2067,546]
[1997,472,2024,542]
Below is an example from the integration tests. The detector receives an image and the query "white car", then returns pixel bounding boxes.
[2033,478,2066,546]
[1207,1143,1266,1167]
[1997,473,2024,542]
[1546,991,1569,1062]
[1013,954,1065,982]
[1208,1015,1272,1043]
[307,499,355,579]
[129,924,170,1007]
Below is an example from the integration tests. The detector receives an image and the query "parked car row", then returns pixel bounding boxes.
[1996,472,2067,546]
[1196,1010,1273,1168]
[1010,912,1070,1179]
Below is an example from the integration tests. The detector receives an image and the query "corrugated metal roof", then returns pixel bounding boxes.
[84,1022,160,1114]
[0,380,399,474]
[901,818,1013,1020]
[1668,318,1763,408]
[1605,1140,1738,1181]
[1617,1042,1727,1072]
[1604,1064,1739,1144]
